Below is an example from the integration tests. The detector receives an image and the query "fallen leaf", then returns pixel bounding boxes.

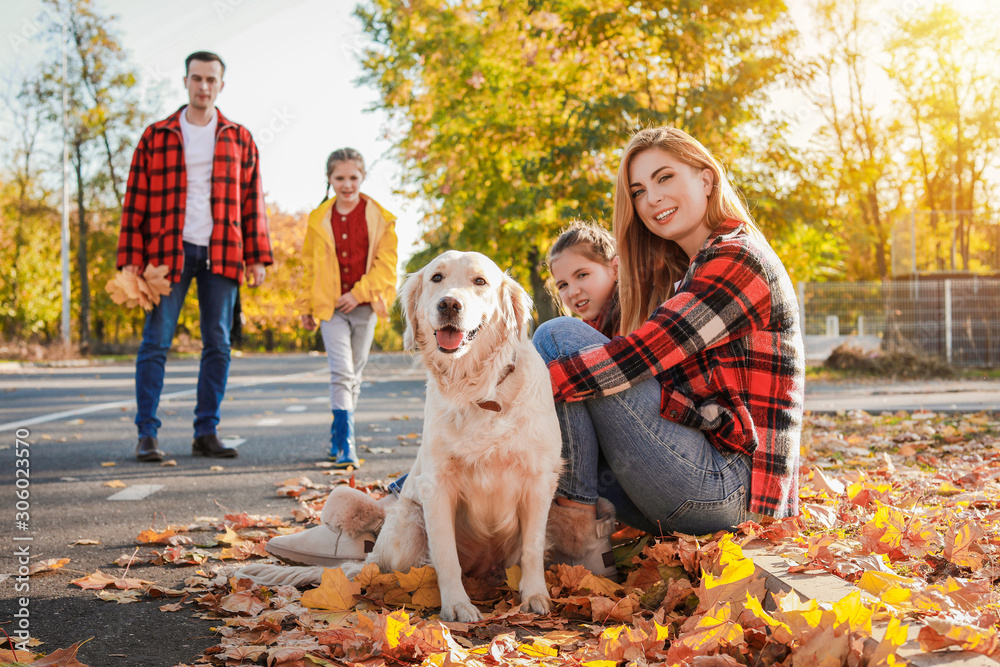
[301,567,361,611]
[32,638,92,667]
[28,557,71,575]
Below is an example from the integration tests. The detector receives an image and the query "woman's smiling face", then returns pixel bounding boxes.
[627,147,714,258]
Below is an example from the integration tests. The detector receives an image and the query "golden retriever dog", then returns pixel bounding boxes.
[241,251,563,622]
[372,250,563,621]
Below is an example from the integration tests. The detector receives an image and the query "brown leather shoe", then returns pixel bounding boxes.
[136,436,164,462]
[192,433,238,458]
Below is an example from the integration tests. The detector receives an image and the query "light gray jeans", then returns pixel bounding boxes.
[533,316,752,536]
[319,305,378,411]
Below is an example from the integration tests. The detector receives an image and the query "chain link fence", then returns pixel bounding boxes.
[799,278,1000,368]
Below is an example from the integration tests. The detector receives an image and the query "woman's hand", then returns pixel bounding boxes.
[336,292,360,314]
[301,314,317,331]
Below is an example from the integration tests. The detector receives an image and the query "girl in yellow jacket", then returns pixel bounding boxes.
[295,148,398,466]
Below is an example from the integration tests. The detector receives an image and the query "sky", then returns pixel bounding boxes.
[1,0,423,261]
[1,0,995,266]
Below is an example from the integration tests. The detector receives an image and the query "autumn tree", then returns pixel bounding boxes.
[0,75,61,341]
[887,2,1000,273]
[357,0,799,320]
[36,0,153,348]
[802,0,902,280]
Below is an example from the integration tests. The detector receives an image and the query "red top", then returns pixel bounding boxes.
[331,198,369,297]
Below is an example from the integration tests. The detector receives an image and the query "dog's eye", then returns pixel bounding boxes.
[430,273,443,283]
[473,277,487,286]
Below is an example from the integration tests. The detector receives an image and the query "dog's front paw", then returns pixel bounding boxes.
[440,600,483,623]
[521,593,552,616]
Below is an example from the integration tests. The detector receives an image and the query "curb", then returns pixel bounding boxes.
[745,541,997,666]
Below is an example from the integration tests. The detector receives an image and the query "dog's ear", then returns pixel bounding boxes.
[398,268,424,351]
[500,273,533,342]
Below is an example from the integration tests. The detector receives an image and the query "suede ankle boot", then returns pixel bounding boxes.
[546,497,619,581]
[265,486,387,567]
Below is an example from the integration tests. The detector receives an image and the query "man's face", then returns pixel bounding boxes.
[184,60,224,111]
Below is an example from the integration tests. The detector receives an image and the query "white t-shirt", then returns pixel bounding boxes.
[179,108,218,246]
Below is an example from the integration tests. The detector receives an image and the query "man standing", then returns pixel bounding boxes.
[117,51,272,462]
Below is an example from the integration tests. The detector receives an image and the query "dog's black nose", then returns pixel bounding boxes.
[438,297,462,315]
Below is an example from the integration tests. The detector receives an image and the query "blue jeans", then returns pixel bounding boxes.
[135,242,238,438]
[532,317,752,535]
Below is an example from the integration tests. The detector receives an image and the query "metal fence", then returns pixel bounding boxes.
[798,278,1000,368]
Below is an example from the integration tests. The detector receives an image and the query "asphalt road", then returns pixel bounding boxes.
[0,352,427,666]
[0,352,997,666]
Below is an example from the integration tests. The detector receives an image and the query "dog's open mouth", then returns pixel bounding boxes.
[434,325,479,353]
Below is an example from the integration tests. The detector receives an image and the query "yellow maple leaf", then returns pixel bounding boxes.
[870,616,909,666]
[518,642,558,657]
[743,592,794,644]
[831,590,873,634]
[505,564,521,591]
[383,609,416,649]
[697,535,759,611]
[301,567,360,611]
[395,565,441,608]
[944,521,985,569]
[857,571,914,605]
[216,526,244,545]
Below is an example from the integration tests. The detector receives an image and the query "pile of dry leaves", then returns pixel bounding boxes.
[5,409,999,666]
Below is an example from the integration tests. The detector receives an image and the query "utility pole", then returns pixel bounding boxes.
[61,15,71,346]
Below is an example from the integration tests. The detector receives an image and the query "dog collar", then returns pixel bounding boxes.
[476,362,516,412]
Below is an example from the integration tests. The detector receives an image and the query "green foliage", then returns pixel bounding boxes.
[356,0,798,319]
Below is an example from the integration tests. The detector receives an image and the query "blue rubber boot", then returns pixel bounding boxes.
[329,409,361,468]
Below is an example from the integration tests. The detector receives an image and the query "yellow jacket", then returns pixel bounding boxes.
[294,194,398,321]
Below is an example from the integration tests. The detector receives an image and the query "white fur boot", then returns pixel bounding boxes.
[237,487,393,587]
[546,497,618,580]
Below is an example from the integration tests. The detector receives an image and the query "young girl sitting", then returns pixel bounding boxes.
[295,148,398,467]
[547,221,621,339]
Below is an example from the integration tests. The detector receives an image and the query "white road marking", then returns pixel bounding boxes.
[256,418,283,426]
[221,437,247,448]
[285,405,307,413]
[107,484,164,501]
[0,369,325,432]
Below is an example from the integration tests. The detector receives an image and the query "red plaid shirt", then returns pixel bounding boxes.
[547,220,805,518]
[116,106,272,284]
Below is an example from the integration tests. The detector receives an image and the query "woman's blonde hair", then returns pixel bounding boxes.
[613,127,761,335]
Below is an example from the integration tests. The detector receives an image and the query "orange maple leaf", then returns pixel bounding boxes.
[301,567,360,611]
[220,589,267,616]
[394,565,441,608]
[32,638,92,667]
[28,557,71,575]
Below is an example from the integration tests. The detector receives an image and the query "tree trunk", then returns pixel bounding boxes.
[527,245,560,326]
[74,141,90,350]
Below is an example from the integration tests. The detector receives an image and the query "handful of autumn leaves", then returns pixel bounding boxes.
[105,265,172,311]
